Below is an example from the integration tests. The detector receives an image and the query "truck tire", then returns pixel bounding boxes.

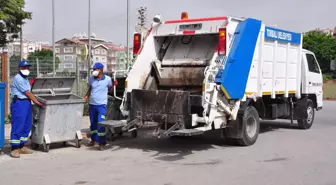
[297,99,314,130]
[237,106,260,146]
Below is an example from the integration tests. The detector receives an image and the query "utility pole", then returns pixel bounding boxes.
[20,7,24,61]
[20,28,23,60]
[126,0,130,70]
[36,58,40,77]
[52,0,56,77]
[87,0,91,80]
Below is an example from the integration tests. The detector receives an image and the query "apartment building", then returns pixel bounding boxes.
[55,34,132,75]
[314,26,336,38]
[6,40,47,59]
[92,44,109,71]
[78,38,106,46]
[55,38,87,73]
[92,44,122,72]
[115,47,133,71]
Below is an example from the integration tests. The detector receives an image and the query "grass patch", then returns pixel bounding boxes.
[324,80,336,99]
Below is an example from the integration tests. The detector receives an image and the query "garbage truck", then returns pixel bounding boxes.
[102,13,323,146]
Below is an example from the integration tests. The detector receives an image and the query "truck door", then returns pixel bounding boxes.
[304,53,323,108]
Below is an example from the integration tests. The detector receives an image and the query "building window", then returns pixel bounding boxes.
[63,63,74,69]
[306,54,320,74]
[101,57,106,62]
[55,48,60,53]
[95,56,99,61]
[64,47,73,53]
[95,49,100,55]
[64,55,73,61]
[101,49,106,55]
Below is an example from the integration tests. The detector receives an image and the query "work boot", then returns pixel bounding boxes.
[20,147,33,154]
[10,149,20,158]
[86,141,96,147]
[99,143,107,151]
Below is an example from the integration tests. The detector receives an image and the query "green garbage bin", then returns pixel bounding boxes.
[106,95,123,120]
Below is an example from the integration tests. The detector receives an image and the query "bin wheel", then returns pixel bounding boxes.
[106,132,115,141]
[31,142,39,150]
[131,130,137,138]
[43,144,50,153]
[118,132,123,137]
[63,142,67,147]
[75,140,82,148]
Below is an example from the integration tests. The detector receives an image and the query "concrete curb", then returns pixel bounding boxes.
[324,98,336,101]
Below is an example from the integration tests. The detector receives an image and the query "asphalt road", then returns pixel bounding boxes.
[0,101,335,185]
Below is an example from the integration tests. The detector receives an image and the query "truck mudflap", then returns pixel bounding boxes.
[128,89,192,136]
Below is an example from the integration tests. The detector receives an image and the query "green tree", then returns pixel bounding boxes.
[0,0,32,47]
[27,49,60,77]
[10,50,60,77]
[303,31,336,73]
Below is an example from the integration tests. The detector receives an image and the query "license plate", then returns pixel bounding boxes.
[179,23,202,31]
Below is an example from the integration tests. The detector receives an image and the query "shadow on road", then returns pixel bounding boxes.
[259,120,300,133]
[0,121,301,160]
[82,120,301,162]
[110,131,234,162]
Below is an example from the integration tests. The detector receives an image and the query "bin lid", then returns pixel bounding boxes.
[31,77,77,95]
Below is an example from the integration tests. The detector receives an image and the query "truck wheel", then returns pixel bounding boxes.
[237,106,260,146]
[298,99,314,130]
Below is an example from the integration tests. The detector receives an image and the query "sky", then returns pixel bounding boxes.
[22,0,335,45]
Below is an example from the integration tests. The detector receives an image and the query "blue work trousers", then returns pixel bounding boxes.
[89,104,106,144]
[10,99,32,149]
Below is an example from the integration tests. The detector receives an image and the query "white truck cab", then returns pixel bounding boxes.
[301,49,323,109]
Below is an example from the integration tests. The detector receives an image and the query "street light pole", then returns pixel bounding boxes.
[52,0,56,77]
[20,7,23,60]
[87,0,91,80]
[126,0,130,70]
[20,28,23,60]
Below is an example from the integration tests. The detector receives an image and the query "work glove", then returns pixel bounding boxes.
[113,80,118,86]
[36,101,45,108]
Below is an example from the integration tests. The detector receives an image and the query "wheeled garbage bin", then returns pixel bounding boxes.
[0,83,6,154]
[30,77,85,152]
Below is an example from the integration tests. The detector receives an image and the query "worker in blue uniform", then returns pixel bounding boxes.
[10,60,44,158]
[84,62,117,150]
